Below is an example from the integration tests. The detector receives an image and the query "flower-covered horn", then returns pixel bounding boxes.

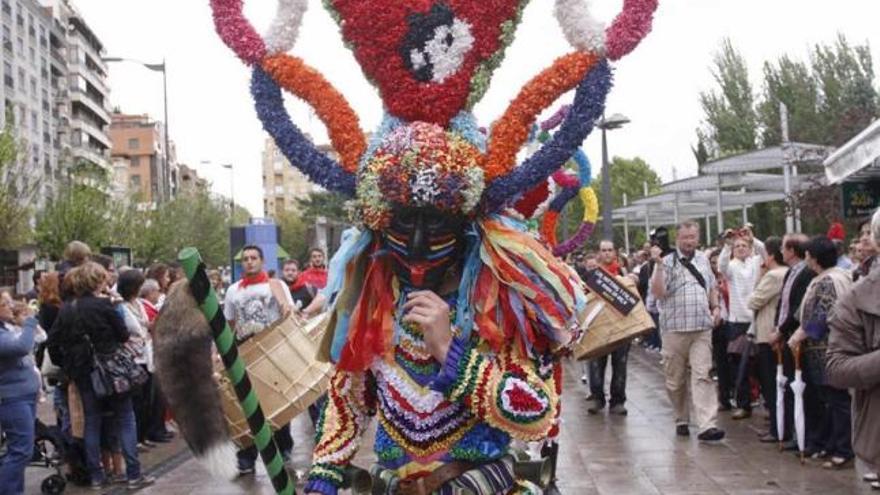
[210,0,364,195]
[481,0,658,212]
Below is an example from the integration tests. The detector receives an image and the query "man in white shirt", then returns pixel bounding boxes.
[223,245,294,475]
[718,235,763,419]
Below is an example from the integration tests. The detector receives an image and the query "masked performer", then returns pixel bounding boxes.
[159,0,658,493]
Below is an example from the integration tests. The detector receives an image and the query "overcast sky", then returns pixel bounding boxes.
[74,0,880,216]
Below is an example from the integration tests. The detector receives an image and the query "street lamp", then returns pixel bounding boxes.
[200,160,235,219]
[102,57,170,203]
[222,163,234,219]
[596,113,630,242]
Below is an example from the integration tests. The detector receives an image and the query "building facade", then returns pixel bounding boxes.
[178,162,207,193]
[1,0,59,204]
[261,136,327,218]
[41,0,112,174]
[109,112,167,206]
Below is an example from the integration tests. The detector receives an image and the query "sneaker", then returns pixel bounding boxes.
[675,424,690,437]
[238,465,256,477]
[697,427,725,442]
[90,480,109,491]
[580,374,588,384]
[731,408,751,420]
[587,400,606,415]
[127,475,156,490]
[110,474,127,484]
[609,404,628,416]
[717,401,733,412]
[864,473,880,483]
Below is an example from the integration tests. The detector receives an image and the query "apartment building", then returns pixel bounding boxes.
[262,136,330,218]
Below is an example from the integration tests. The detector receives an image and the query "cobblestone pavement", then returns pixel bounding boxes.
[28,346,872,494]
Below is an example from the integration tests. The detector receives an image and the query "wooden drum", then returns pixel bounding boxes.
[572,275,655,361]
[214,313,334,447]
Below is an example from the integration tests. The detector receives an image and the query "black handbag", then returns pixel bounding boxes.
[77,302,149,399]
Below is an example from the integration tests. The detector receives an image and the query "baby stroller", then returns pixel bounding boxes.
[30,418,68,494]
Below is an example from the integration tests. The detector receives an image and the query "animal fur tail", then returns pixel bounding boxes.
[154,281,237,480]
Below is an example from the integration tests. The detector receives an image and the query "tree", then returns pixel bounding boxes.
[276,210,310,265]
[757,55,822,146]
[128,190,241,267]
[696,39,758,159]
[0,118,37,249]
[811,35,878,146]
[696,35,879,232]
[295,191,350,225]
[35,164,124,258]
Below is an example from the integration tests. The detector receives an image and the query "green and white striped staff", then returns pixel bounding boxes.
[179,247,295,495]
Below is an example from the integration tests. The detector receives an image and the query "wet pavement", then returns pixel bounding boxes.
[27,346,872,494]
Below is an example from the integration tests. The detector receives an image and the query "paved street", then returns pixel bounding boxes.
[30,346,871,495]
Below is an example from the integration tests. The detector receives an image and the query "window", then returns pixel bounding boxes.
[130,156,140,167]
[30,109,36,129]
[29,75,35,96]
[1,1,10,16]
[130,174,141,188]
[3,61,12,88]
[2,25,10,53]
[128,138,140,150]
[17,67,23,90]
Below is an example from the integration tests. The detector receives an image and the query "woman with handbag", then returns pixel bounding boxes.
[47,262,154,490]
[116,269,156,448]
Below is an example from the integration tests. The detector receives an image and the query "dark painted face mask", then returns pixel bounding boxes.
[383,206,465,290]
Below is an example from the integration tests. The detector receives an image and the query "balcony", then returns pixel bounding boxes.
[70,118,112,149]
[68,61,108,95]
[70,88,110,125]
[50,48,66,70]
[72,145,111,171]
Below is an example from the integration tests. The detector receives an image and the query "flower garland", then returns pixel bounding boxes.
[251,67,357,196]
[209,0,308,65]
[356,122,485,230]
[262,54,366,173]
[323,0,530,126]
[482,58,612,213]
[554,0,606,54]
[264,0,308,55]
[605,0,659,61]
[484,52,599,182]
[553,0,658,60]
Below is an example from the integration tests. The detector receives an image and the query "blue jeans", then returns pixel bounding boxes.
[76,380,141,482]
[0,394,37,495]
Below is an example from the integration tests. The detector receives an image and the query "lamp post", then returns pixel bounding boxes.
[103,57,170,202]
[597,113,630,242]
[222,163,234,219]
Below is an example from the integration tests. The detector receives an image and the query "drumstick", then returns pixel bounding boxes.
[179,248,294,495]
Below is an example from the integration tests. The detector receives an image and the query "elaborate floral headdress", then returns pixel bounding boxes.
[210,0,659,370]
[210,0,658,229]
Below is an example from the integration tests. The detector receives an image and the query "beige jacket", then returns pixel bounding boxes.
[747,266,787,344]
[827,267,880,469]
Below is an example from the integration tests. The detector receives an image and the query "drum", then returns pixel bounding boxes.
[572,276,655,361]
[214,313,334,447]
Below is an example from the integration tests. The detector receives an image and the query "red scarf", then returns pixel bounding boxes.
[602,260,621,276]
[239,271,269,288]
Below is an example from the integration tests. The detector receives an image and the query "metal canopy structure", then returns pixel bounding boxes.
[609,143,834,251]
[824,119,880,184]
